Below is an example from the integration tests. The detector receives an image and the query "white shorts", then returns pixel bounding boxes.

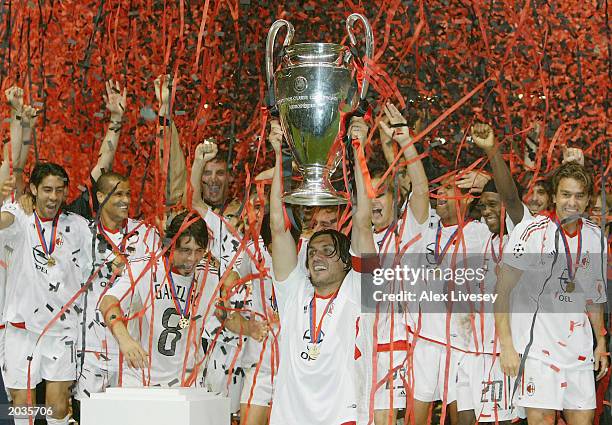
[240,367,273,407]
[74,351,120,400]
[374,343,409,410]
[411,339,459,404]
[200,339,244,413]
[515,356,595,411]
[4,326,76,389]
[457,353,518,422]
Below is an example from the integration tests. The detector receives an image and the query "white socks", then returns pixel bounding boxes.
[46,414,70,425]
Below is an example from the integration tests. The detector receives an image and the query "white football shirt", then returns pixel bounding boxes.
[270,265,361,425]
[503,216,606,369]
[0,203,92,337]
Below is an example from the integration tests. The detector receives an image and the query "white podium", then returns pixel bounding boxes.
[81,387,231,425]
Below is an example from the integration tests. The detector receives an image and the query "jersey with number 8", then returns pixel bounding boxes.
[108,255,222,387]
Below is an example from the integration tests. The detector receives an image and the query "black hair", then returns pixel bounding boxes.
[306,229,352,273]
[260,213,300,248]
[166,211,209,250]
[30,162,69,188]
[97,171,128,195]
[482,179,498,194]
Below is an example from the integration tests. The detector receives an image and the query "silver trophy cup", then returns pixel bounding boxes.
[266,14,374,205]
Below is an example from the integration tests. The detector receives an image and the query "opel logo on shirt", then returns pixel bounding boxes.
[32,245,49,266]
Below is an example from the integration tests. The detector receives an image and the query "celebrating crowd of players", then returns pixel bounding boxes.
[0,76,609,425]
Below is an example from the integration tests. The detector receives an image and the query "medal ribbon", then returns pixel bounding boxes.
[555,219,582,282]
[490,235,501,264]
[434,221,463,265]
[163,257,196,319]
[34,212,59,259]
[97,220,145,257]
[309,289,340,345]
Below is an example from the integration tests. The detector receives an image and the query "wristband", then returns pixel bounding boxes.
[158,115,171,126]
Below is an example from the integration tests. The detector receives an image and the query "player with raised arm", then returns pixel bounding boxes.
[189,142,265,414]
[0,162,92,425]
[0,86,37,407]
[455,123,531,425]
[73,171,159,406]
[267,116,376,425]
[364,102,431,425]
[386,112,492,425]
[496,161,608,425]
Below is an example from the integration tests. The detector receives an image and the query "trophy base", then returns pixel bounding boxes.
[283,189,348,206]
[283,165,348,206]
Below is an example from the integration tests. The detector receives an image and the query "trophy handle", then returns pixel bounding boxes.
[346,13,374,101]
[266,20,295,110]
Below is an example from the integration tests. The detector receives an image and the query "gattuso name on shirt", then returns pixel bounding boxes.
[154,282,196,303]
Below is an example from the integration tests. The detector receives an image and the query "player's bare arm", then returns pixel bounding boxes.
[99,294,149,369]
[156,74,187,207]
[494,263,522,377]
[348,116,376,256]
[379,102,429,224]
[471,123,525,224]
[91,80,127,181]
[269,119,297,281]
[0,86,25,188]
[188,141,216,216]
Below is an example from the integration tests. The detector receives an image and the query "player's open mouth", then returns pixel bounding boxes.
[372,207,383,216]
[312,262,327,271]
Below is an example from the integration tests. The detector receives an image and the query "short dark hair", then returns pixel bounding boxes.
[30,162,69,188]
[306,229,352,273]
[97,171,129,195]
[533,177,553,198]
[166,211,209,250]
[551,162,593,198]
[260,213,300,247]
[206,149,230,167]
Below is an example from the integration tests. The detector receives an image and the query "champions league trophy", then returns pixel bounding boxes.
[266,14,374,205]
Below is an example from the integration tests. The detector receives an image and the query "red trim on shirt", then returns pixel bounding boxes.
[314,291,337,300]
[101,220,126,234]
[10,322,26,329]
[377,340,410,352]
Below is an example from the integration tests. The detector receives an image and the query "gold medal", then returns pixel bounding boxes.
[47,256,56,267]
[178,316,190,329]
[566,280,575,293]
[308,344,320,360]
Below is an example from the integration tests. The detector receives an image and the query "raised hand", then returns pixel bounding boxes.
[562,145,584,166]
[456,170,491,194]
[5,86,24,114]
[195,139,218,163]
[154,74,172,107]
[379,102,411,146]
[21,105,38,129]
[103,80,127,119]
[471,123,495,152]
[348,116,369,144]
[269,120,283,154]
